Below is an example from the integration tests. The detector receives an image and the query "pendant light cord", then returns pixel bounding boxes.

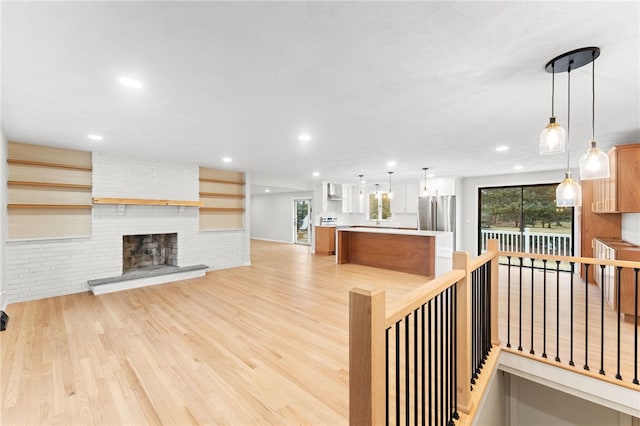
[592,51,596,141]
[566,65,572,171]
[551,62,555,117]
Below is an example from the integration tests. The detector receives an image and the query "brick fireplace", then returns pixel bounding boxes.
[122,233,178,273]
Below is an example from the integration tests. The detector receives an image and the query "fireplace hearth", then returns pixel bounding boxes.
[123,233,177,274]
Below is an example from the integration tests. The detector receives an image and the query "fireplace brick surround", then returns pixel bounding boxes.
[5,152,250,302]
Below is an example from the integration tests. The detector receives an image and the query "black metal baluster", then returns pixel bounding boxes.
[530,258,535,355]
[428,300,432,426]
[444,289,450,426]
[421,305,426,426]
[471,270,476,386]
[507,256,512,348]
[615,267,622,381]
[440,293,444,426]
[584,264,590,371]
[452,283,459,421]
[599,264,606,375]
[633,268,639,386]
[396,321,401,426]
[518,256,523,352]
[434,296,438,426]
[555,260,561,362]
[386,328,390,426]
[542,259,548,358]
[415,307,418,426]
[406,315,410,426]
[569,262,575,366]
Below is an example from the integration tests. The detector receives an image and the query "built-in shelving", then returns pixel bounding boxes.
[199,167,245,230]
[7,141,93,239]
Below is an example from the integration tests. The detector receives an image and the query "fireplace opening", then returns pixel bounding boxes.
[123,233,177,274]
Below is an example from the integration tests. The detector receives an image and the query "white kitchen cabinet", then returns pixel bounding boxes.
[593,239,617,309]
[390,182,420,214]
[342,184,352,213]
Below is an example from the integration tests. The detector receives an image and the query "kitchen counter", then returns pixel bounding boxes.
[336,227,453,277]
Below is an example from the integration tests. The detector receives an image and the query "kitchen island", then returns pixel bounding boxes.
[336,227,453,277]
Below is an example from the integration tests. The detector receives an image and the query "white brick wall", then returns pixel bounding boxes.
[6,153,249,303]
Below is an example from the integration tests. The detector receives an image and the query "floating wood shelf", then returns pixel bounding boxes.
[199,207,245,212]
[7,159,93,171]
[8,204,92,209]
[8,180,92,190]
[92,197,203,207]
[199,178,245,185]
[199,192,245,198]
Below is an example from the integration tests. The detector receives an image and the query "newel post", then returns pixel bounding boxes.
[488,239,501,345]
[349,287,386,426]
[453,251,472,414]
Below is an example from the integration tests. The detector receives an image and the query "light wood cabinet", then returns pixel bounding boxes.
[315,226,336,255]
[593,238,640,321]
[592,143,640,213]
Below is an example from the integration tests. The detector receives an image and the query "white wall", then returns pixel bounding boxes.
[506,375,630,426]
[0,131,7,311]
[5,152,249,303]
[621,213,640,245]
[459,169,566,254]
[250,191,313,243]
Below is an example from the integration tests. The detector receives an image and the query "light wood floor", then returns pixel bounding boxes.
[1,240,637,425]
[0,240,427,425]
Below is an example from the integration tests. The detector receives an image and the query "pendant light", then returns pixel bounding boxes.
[387,171,394,199]
[579,49,610,180]
[358,174,364,198]
[540,61,566,154]
[422,167,429,196]
[555,60,581,207]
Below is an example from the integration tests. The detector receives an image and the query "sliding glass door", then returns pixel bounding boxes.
[478,184,574,257]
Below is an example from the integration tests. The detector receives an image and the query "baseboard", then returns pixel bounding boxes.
[250,237,291,244]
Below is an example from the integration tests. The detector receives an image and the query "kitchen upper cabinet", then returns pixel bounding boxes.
[390,182,420,214]
[592,143,640,213]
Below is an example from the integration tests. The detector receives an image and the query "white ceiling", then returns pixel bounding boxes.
[2,1,639,193]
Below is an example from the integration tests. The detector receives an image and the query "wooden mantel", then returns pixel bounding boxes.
[92,197,203,207]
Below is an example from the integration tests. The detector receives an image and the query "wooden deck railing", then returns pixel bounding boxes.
[349,240,640,425]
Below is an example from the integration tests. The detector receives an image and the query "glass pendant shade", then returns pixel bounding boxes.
[556,171,582,207]
[579,140,610,180]
[539,117,566,154]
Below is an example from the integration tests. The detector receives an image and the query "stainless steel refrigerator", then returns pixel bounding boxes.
[418,195,456,249]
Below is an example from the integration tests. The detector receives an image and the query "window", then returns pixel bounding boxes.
[478,183,574,262]
[368,192,391,221]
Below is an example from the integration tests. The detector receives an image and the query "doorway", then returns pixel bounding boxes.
[294,198,312,245]
[478,184,574,258]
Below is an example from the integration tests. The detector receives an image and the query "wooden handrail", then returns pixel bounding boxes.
[500,250,640,269]
[385,269,465,327]
[92,197,202,207]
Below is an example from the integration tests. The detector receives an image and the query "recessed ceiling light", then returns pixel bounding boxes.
[312,171,320,177]
[514,165,524,170]
[427,173,435,178]
[265,189,271,193]
[88,134,103,141]
[387,160,397,167]
[118,77,143,89]
[299,134,311,142]
[496,146,509,152]
[222,157,232,163]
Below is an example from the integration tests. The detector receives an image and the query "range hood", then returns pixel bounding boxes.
[327,183,344,200]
